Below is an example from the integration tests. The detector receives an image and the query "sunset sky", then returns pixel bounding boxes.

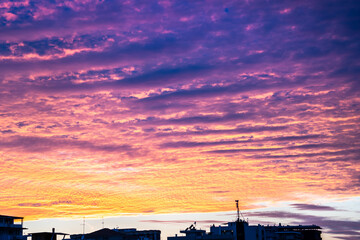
[0,0,359,239]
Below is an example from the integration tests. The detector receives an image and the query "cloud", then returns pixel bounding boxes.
[0,35,194,78]
[132,112,256,127]
[155,125,289,137]
[291,204,337,211]
[159,134,324,149]
[18,200,73,207]
[206,143,354,154]
[0,135,139,156]
[0,1,359,236]
[251,149,360,160]
[246,210,360,238]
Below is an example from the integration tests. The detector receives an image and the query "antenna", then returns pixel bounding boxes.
[82,217,85,234]
[235,200,245,222]
[235,200,240,222]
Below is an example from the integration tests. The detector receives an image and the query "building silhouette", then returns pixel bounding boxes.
[30,228,67,240]
[70,228,160,240]
[0,211,322,240]
[264,225,322,240]
[167,221,322,240]
[0,215,27,240]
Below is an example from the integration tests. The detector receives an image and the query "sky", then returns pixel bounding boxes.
[0,0,359,239]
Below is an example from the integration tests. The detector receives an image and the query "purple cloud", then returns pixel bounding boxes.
[246,210,360,239]
[291,204,337,211]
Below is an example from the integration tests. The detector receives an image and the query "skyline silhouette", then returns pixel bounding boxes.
[0,0,359,240]
[0,212,324,240]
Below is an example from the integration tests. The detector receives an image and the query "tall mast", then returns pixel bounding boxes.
[235,200,240,222]
[235,200,245,222]
[82,217,85,234]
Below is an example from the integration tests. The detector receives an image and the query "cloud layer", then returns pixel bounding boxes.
[0,0,359,239]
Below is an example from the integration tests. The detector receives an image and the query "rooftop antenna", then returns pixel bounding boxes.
[235,200,240,222]
[82,217,85,234]
[235,200,245,222]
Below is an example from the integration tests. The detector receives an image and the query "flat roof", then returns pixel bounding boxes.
[180,229,206,233]
[279,225,321,230]
[0,226,27,230]
[0,215,24,219]
[30,232,68,235]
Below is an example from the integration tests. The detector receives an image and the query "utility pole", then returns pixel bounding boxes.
[82,217,85,234]
[235,200,240,222]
